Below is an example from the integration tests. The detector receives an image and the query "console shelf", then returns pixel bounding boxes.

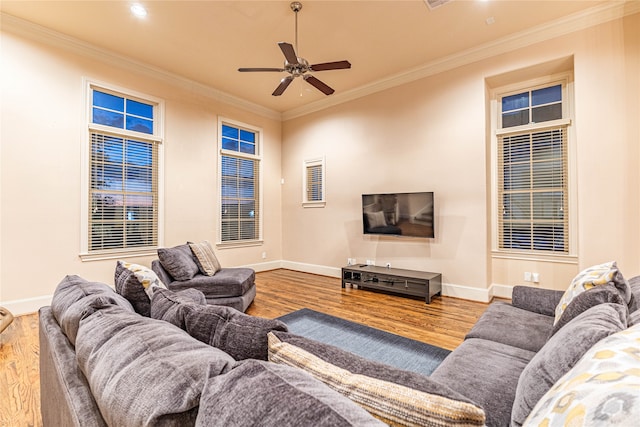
[341,265,442,304]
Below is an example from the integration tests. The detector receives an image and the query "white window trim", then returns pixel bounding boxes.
[490,72,577,261]
[302,156,326,208]
[216,116,264,248]
[79,78,165,261]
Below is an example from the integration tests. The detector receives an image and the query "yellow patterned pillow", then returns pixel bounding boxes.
[121,261,165,298]
[267,332,485,427]
[554,261,625,325]
[524,322,640,426]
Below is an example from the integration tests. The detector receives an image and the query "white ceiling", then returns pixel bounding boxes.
[1,0,618,116]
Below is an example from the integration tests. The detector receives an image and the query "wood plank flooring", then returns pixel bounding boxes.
[0,269,495,427]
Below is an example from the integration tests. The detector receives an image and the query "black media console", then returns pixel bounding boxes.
[341,265,442,304]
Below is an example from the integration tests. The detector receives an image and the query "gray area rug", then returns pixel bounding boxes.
[277,308,450,376]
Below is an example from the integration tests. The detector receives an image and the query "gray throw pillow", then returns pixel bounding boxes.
[157,244,200,281]
[150,287,206,329]
[196,359,384,427]
[150,288,288,361]
[511,302,628,426]
[76,303,236,427]
[550,283,625,337]
[51,275,134,345]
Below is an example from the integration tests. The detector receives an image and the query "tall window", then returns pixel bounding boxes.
[219,119,261,243]
[496,80,571,254]
[83,83,163,257]
[303,157,325,207]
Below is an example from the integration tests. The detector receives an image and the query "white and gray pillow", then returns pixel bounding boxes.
[511,302,628,426]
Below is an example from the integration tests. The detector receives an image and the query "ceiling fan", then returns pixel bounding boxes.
[238,1,351,96]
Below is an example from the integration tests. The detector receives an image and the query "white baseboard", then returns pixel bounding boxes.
[441,283,492,303]
[3,262,507,316]
[490,283,514,300]
[243,260,283,273]
[2,295,53,316]
[280,261,342,278]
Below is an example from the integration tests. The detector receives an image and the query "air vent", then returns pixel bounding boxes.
[424,0,452,10]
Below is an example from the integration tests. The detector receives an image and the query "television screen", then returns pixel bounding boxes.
[362,192,434,238]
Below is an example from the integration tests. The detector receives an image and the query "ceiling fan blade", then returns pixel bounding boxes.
[238,67,286,72]
[310,60,352,71]
[304,75,335,95]
[278,42,299,65]
[272,76,294,96]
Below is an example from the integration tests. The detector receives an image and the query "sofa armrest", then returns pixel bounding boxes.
[39,307,107,427]
[511,285,564,316]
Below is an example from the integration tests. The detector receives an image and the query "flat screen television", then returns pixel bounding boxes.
[362,192,434,238]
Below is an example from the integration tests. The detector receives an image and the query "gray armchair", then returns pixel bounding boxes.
[151,242,256,312]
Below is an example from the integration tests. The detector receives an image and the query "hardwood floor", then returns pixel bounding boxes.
[0,269,495,427]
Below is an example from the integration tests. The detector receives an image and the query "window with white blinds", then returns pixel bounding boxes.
[219,121,261,243]
[303,157,325,207]
[498,128,568,253]
[84,83,162,256]
[495,80,571,255]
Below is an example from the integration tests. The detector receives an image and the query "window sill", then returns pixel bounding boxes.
[79,248,157,262]
[216,240,264,250]
[491,250,578,264]
[302,201,326,208]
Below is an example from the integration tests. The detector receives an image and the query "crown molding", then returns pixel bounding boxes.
[282,1,640,121]
[0,12,283,121]
[2,1,638,123]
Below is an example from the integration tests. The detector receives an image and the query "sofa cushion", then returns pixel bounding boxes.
[189,240,222,276]
[268,332,486,426]
[76,303,236,427]
[151,288,287,360]
[550,283,626,337]
[511,286,565,316]
[430,338,535,427]
[167,267,255,298]
[196,359,384,427]
[511,302,628,426]
[554,261,629,324]
[524,322,640,426]
[157,243,200,281]
[114,261,165,317]
[149,287,206,328]
[51,275,134,346]
[464,302,554,353]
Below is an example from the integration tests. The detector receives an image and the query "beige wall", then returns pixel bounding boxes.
[1,13,638,312]
[282,13,640,296]
[0,30,282,308]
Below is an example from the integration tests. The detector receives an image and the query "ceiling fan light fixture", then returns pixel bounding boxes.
[238,1,351,97]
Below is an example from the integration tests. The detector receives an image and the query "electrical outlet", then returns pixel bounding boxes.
[532,273,540,283]
[261,251,267,259]
[524,272,532,282]
[366,259,375,266]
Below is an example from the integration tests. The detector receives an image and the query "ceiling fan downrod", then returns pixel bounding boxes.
[291,2,302,55]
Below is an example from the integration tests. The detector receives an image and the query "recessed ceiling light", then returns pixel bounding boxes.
[130,3,147,18]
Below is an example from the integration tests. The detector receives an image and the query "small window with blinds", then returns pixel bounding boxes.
[85,84,162,256]
[303,157,325,207]
[219,121,261,243]
[496,81,570,254]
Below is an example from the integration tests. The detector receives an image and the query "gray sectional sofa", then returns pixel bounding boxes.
[40,266,640,426]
